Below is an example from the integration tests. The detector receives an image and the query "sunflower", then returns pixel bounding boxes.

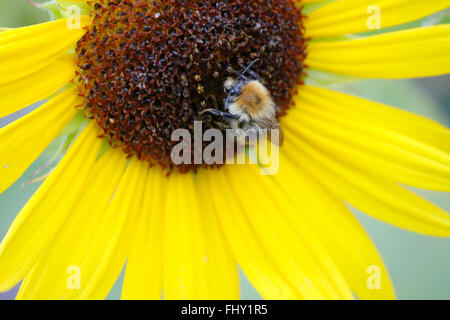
[0,0,449,300]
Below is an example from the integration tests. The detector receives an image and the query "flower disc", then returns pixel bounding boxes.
[76,0,306,171]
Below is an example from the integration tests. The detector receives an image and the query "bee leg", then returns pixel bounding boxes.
[247,70,263,82]
[232,71,250,81]
[200,108,237,120]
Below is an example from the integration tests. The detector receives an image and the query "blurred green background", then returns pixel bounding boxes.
[0,0,449,300]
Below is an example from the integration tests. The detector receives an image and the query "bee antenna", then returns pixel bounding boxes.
[239,58,260,79]
[228,58,260,81]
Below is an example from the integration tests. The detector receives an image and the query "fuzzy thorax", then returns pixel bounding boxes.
[228,80,276,122]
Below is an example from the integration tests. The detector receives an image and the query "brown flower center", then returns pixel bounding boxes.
[76,0,306,172]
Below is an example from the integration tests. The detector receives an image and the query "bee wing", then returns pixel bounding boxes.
[255,117,284,146]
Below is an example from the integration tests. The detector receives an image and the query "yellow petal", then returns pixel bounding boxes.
[122,167,167,300]
[0,17,88,85]
[274,150,395,299]
[75,158,148,300]
[193,171,240,299]
[0,122,102,292]
[0,87,81,194]
[206,164,353,299]
[284,129,450,237]
[306,25,450,79]
[284,88,450,191]
[296,85,450,154]
[163,171,239,299]
[204,167,299,299]
[305,0,450,38]
[16,148,128,300]
[0,55,77,117]
[229,165,354,299]
[302,0,326,3]
[295,0,329,9]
